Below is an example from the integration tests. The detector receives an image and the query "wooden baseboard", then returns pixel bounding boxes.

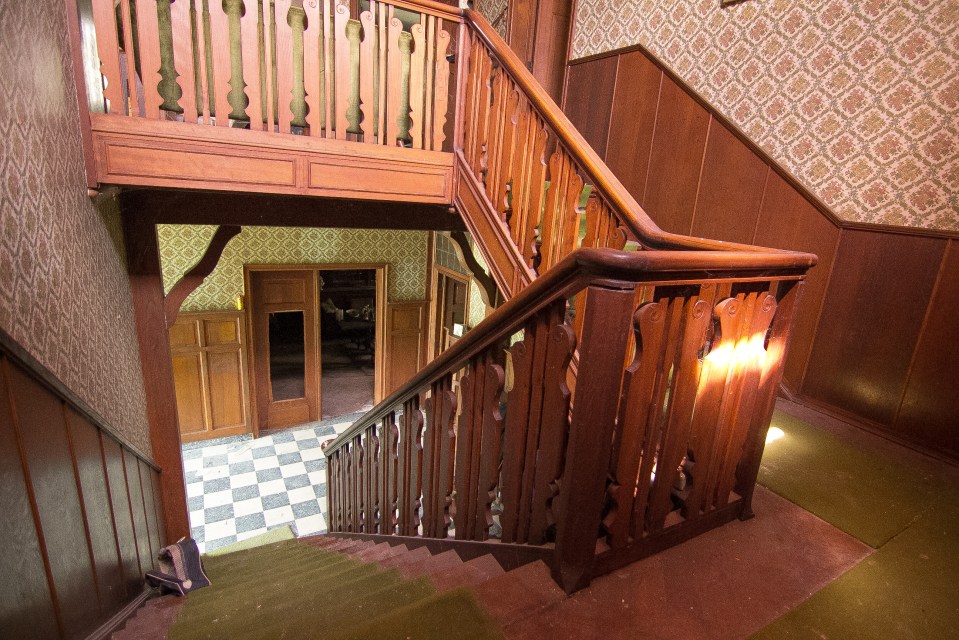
[85,588,154,640]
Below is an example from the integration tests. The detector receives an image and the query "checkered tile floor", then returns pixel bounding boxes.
[182,413,360,552]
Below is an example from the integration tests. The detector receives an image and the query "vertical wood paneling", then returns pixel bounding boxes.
[0,359,59,640]
[642,77,710,234]
[603,50,661,202]
[803,230,947,425]
[139,458,161,565]
[562,56,617,159]
[124,448,154,579]
[690,123,768,244]
[66,409,127,616]
[6,364,98,638]
[894,241,959,457]
[753,172,840,390]
[102,436,142,597]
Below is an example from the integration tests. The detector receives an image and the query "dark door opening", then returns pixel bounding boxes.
[319,269,376,418]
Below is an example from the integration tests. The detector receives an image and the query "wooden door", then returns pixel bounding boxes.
[431,269,470,359]
[170,312,252,442]
[249,270,320,429]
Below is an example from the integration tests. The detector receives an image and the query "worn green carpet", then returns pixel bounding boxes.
[167,540,502,640]
[753,409,959,638]
[204,525,295,557]
[758,411,945,548]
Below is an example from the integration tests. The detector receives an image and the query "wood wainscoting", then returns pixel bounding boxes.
[385,301,429,395]
[564,45,959,460]
[0,333,164,639]
[170,312,253,443]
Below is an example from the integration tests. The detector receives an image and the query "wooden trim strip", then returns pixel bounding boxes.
[83,588,152,640]
[0,327,158,468]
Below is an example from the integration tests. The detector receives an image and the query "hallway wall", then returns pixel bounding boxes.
[0,0,150,452]
[563,43,959,461]
[158,225,430,309]
[569,0,958,232]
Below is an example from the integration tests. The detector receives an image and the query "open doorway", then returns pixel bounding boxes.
[245,264,386,434]
[319,269,377,418]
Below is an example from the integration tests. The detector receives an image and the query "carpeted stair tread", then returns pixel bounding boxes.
[378,544,432,567]
[471,560,565,626]
[430,554,507,592]
[213,574,435,640]
[330,587,504,640]
[353,541,403,561]
[172,562,386,624]
[399,548,464,579]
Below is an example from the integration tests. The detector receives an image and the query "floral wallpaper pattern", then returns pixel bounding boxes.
[476,0,509,38]
[0,0,150,452]
[571,0,958,231]
[158,226,429,311]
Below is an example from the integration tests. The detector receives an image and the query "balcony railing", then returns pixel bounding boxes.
[85,0,457,147]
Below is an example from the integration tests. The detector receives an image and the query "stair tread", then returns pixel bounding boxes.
[471,560,566,625]
[378,544,433,568]
[399,548,463,579]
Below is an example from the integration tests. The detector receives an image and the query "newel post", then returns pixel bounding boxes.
[552,284,635,594]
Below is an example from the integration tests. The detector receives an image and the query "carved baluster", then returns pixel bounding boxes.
[366,424,379,533]
[526,322,575,544]
[500,301,564,543]
[472,48,493,178]
[303,0,322,134]
[333,4,351,137]
[453,358,479,539]
[524,123,549,270]
[462,37,480,162]
[398,396,423,535]
[474,355,505,540]
[385,11,403,145]
[167,0,197,121]
[558,161,585,263]
[353,432,364,532]
[539,151,568,272]
[713,291,777,508]
[422,16,436,149]
[380,410,399,534]
[90,0,123,112]
[735,284,799,519]
[118,0,141,115]
[645,294,711,533]
[134,0,164,117]
[376,3,387,142]
[344,441,354,531]
[321,0,333,136]
[432,20,450,150]
[358,5,375,140]
[288,1,309,128]
[409,17,426,148]
[493,88,520,222]
[236,0,262,128]
[274,0,295,131]
[484,69,508,205]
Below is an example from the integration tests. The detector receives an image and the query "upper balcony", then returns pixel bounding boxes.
[75,0,461,204]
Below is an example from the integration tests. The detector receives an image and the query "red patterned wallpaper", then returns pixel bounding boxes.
[0,0,151,452]
[571,0,958,231]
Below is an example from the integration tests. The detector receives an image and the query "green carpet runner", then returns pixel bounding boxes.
[166,540,503,640]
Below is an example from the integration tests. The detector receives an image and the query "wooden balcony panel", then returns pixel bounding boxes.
[90,114,455,204]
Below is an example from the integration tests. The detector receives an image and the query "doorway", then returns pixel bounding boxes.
[246,264,386,434]
[319,269,377,418]
[430,267,471,360]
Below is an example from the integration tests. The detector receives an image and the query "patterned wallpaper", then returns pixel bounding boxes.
[571,0,958,231]
[0,0,150,451]
[476,0,509,38]
[158,226,429,311]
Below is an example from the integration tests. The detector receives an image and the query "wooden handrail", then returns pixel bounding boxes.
[325,246,813,451]
[462,10,795,255]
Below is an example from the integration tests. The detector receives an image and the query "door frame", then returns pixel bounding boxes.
[427,264,472,362]
[244,263,388,436]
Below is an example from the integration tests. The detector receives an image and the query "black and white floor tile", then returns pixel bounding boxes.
[182,413,360,552]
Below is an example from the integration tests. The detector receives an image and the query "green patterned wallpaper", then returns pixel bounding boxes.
[158,225,429,311]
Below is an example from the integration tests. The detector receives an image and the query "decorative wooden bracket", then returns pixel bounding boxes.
[163,225,242,328]
[450,230,498,307]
